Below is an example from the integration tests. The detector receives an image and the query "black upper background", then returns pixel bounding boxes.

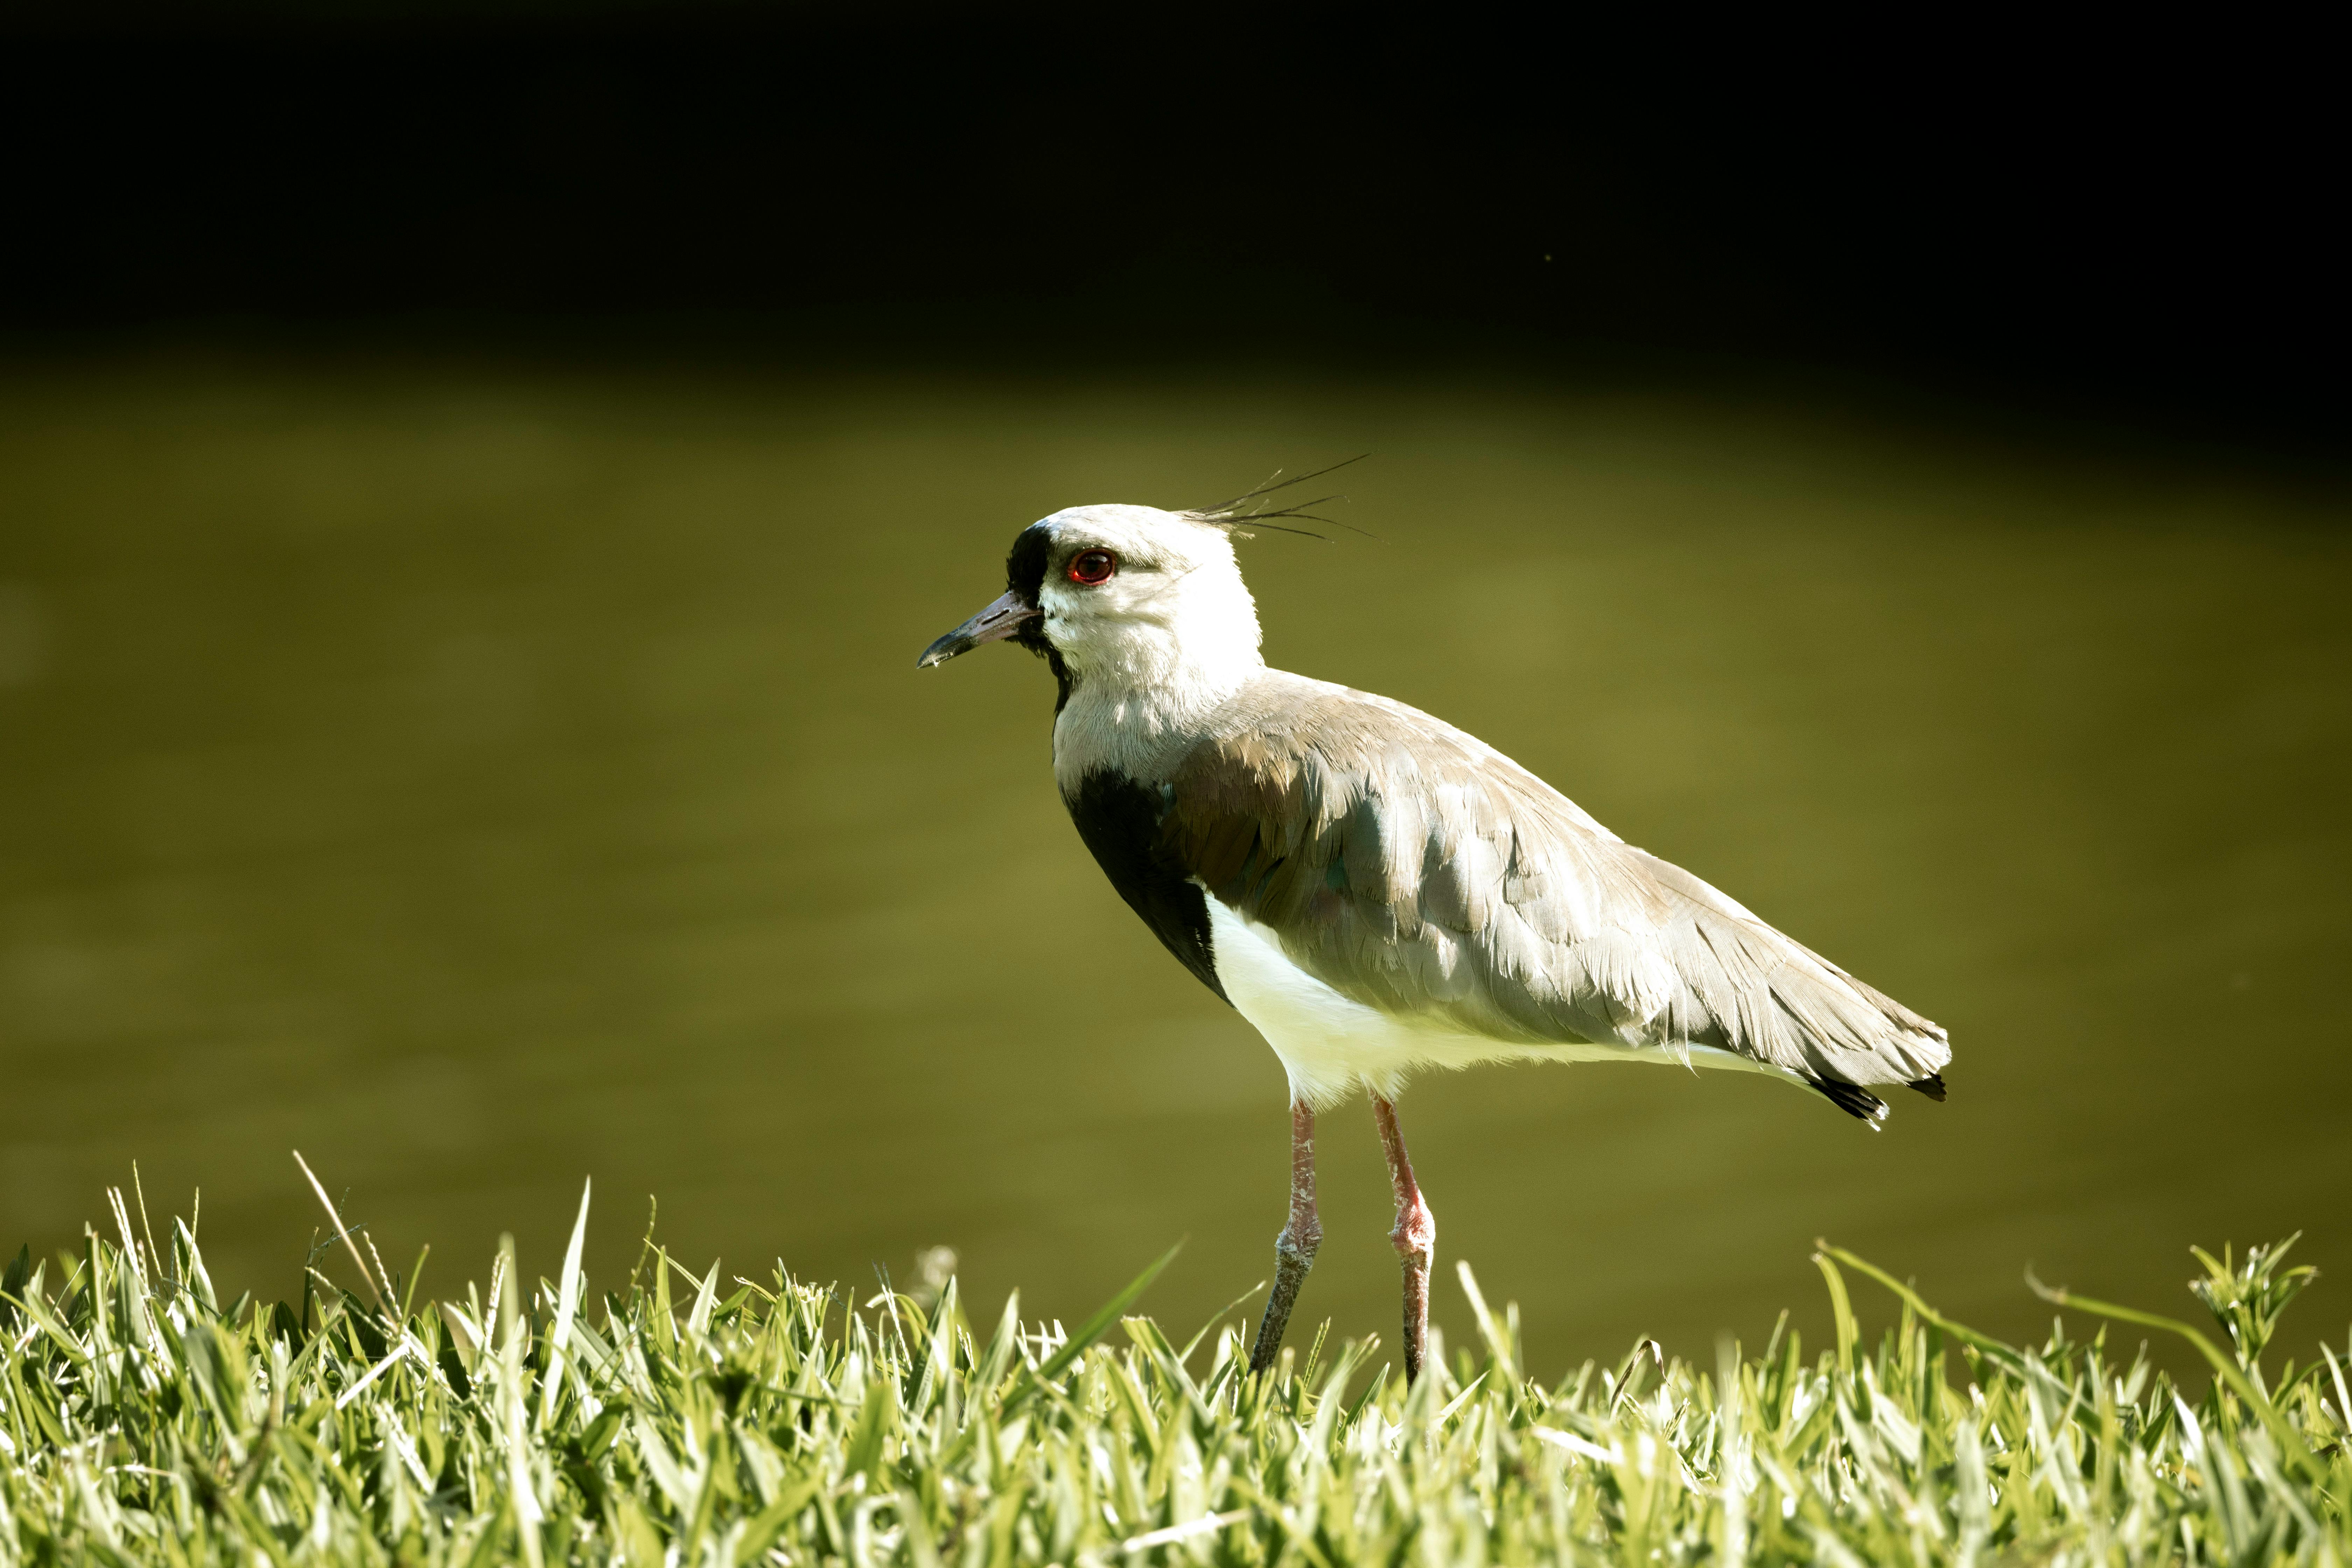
[4,1,2339,451]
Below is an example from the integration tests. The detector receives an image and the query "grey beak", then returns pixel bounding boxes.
[917,590,1041,668]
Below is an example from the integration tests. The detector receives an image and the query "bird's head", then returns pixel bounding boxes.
[916,503,1266,696]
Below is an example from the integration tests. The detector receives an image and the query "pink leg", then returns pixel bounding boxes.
[1372,1095,1436,1385]
[1247,1099,1322,1375]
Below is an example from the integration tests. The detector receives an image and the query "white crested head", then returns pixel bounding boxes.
[1014,504,1265,697]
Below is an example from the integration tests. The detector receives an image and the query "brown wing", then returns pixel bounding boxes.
[1162,677,1951,1095]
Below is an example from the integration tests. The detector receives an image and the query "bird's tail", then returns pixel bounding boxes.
[1807,1068,1948,1124]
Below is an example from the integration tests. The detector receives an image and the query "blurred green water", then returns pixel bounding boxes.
[2,358,2346,1372]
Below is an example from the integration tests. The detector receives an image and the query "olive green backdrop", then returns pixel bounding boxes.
[3,359,2345,1372]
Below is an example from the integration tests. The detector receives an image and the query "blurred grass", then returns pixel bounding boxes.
[5,1172,2346,1564]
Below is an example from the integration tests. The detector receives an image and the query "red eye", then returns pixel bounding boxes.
[1067,550,1118,586]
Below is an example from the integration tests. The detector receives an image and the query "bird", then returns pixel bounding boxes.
[916,476,1951,1385]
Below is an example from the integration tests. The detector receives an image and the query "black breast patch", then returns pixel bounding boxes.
[1063,770,1227,1003]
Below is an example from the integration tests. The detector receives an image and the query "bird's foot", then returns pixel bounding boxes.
[1250,1099,1324,1377]
[1390,1200,1434,1386]
[1248,1222,1321,1375]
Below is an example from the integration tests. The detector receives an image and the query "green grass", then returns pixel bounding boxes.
[4,1173,2347,1566]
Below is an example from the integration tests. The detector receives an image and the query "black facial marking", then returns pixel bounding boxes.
[1005,524,1052,608]
[1064,769,1227,1004]
[1003,522,1074,710]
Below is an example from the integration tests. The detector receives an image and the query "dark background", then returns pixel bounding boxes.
[5,0,2341,450]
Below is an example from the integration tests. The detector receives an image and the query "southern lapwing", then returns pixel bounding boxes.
[917,488,1951,1385]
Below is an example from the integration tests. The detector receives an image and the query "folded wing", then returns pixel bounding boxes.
[1160,677,1951,1115]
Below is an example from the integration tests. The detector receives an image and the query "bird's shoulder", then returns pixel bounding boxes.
[1164,668,1619,845]
[1151,669,1673,965]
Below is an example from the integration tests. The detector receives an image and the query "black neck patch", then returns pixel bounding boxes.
[1017,626,1074,712]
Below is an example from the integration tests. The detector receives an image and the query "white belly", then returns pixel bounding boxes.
[1201,893,1799,1107]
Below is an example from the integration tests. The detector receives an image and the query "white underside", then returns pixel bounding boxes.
[1202,893,1805,1108]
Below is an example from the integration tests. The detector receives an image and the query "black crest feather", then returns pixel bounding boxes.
[1187,456,1373,540]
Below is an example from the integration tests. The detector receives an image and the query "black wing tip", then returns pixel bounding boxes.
[1810,1077,1889,1124]
[1907,1072,1948,1102]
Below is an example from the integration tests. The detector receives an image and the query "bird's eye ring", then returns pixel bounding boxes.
[1067,550,1118,586]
